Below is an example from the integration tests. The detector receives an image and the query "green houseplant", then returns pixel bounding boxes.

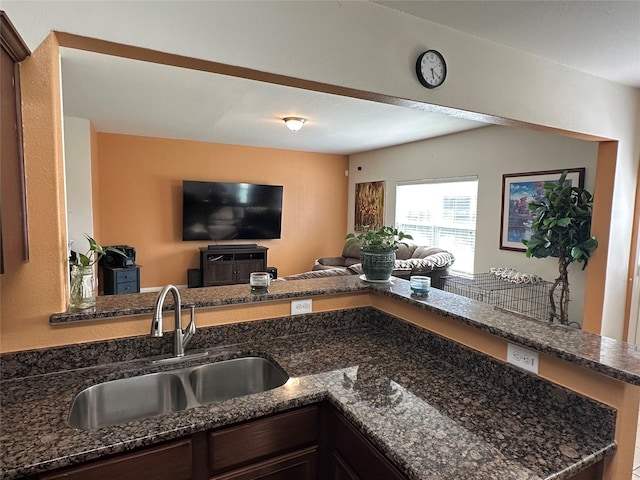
[346,226,413,282]
[522,171,598,325]
[69,235,125,310]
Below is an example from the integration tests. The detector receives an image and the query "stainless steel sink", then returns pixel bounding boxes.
[68,372,188,429]
[68,356,288,429]
[189,356,289,405]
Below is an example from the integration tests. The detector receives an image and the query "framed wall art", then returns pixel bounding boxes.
[355,181,385,231]
[500,168,585,251]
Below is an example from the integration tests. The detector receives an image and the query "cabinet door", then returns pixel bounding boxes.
[236,259,265,283]
[204,261,235,286]
[0,13,30,274]
[209,406,318,475]
[39,438,194,480]
[212,446,317,480]
[329,452,359,480]
[325,408,406,480]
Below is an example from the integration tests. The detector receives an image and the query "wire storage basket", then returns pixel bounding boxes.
[442,273,553,322]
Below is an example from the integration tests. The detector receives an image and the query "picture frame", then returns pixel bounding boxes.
[355,181,385,231]
[500,168,585,251]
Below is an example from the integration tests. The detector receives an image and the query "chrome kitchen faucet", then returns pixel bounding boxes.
[151,284,196,357]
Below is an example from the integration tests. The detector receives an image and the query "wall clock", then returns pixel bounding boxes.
[415,50,447,89]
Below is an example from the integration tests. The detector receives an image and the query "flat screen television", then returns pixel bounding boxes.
[182,180,283,241]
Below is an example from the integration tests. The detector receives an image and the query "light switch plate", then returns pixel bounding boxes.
[291,299,312,315]
[507,343,539,374]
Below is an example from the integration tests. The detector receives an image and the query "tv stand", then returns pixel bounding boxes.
[199,246,268,286]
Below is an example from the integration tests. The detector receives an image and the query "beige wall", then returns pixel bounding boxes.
[2,1,639,352]
[349,125,599,325]
[95,133,349,287]
[63,117,94,251]
[23,0,633,340]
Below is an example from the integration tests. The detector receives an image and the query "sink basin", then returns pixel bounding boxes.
[68,372,187,429]
[189,356,289,405]
[68,356,289,429]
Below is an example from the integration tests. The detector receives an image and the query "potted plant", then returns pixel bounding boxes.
[346,226,413,282]
[522,171,598,325]
[69,235,125,310]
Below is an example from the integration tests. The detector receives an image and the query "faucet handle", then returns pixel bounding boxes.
[186,306,196,334]
[182,306,196,348]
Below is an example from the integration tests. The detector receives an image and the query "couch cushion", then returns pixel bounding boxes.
[412,246,450,259]
[342,239,363,259]
[344,257,361,267]
[395,241,418,260]
[394,251,455,271]
[279,268,354,281]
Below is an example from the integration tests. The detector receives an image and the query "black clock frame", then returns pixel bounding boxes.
[415,50,447,89]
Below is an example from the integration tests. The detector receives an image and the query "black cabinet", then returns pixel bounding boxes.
[102,266,140,295]
[199,247,267,287]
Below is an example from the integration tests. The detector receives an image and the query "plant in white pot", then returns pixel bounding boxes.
[522,171,598,326]
[346,226,413,282]
[69,235,125,310]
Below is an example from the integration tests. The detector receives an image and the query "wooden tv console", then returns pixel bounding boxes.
[199,246,268,286]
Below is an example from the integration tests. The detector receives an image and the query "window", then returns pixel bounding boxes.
[395,177,478,274]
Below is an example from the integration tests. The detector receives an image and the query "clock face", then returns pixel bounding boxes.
[416,50,447,89]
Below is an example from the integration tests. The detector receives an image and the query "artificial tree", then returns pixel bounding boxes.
[522,171,598,325]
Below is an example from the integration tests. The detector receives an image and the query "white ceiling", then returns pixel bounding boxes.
[5,1,639,155]
[59,48,486,155]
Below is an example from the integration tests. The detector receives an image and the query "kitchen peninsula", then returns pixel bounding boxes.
[2,276,639,479]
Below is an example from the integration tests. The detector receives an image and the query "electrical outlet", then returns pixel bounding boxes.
[291,299,312,315]
[507,343,539,374]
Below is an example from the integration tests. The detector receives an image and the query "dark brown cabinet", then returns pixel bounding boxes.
[320,405,406,480]
[0,11,30,274]
[200,246,267,286]
[210,406,318,479]
[37,406,318,480]
[39,438,196,480]
[212,447,317,480]
[35,401,600,480]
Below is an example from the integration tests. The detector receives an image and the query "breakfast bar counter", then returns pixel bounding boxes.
[1,276,639,479]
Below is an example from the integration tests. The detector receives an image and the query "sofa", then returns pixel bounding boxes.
[311,239,455,288]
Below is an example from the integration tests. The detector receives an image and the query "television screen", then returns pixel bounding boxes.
[182,181,283,241]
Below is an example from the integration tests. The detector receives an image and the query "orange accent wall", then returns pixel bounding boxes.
[0,34,70,351]
[582,141,617,334]
[95,133,349,287]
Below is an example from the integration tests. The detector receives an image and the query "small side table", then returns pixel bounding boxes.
[102,266,140,295]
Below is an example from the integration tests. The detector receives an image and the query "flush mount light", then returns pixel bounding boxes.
[283,117,306,131]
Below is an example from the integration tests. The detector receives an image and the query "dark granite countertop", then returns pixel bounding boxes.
[0,310,616,480]
[49,275,640,386]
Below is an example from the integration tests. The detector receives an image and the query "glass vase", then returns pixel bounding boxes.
[69,265,96,310]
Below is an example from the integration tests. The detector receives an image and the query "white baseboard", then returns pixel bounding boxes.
[140,284,188,293]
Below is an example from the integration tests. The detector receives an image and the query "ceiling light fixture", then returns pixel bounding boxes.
[283,117,306,131]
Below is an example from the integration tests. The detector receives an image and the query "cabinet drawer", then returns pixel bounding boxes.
[211,446,317,480]
[115,280,139,294]
[40,438,193,480]
[115,268,139,282]
[209,406,318,474]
